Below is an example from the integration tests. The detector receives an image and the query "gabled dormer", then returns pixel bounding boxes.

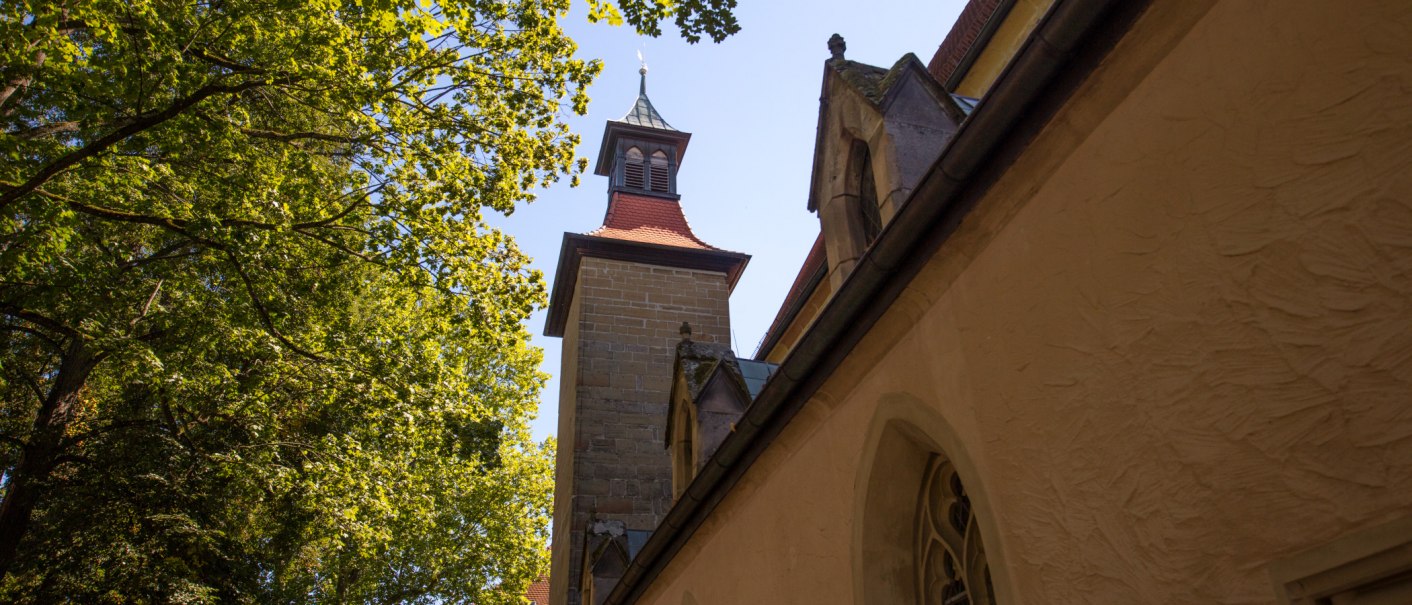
[665,325,777,501]
[808,35,974,290]
[594,67,691,199]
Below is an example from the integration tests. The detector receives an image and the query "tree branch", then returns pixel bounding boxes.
[225,253,327,362]
[18,372,47,405]
[292,228,381,264]
[7,121,81,140]
[9,180,372,242]
[184,46,266,75]
[241,127,362,145]
[132,279,163,327]
[0,77,293,212]
[0,304,80,340]
[0,323,62,352]
[122,241,202,270]
[68,419,159,446]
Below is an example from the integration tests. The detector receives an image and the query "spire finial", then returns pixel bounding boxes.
[679,321,692,341]
[828,33,846,62]
[637,50,648,95]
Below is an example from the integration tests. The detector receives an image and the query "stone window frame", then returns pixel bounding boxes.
[851,140,882,247]
[1268,516,1412,605]
[853,397,1014,605]
[669,389,697,502]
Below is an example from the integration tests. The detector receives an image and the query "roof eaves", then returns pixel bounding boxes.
[543,233,751,337]
[755,234,827,359]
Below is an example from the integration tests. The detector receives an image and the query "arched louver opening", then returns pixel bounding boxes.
[650,150,671,193]
[624,147,645,189]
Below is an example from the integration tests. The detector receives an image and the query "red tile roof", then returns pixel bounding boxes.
[928,0,1004,85]
[756,233,826,358]
[588,192,721,250]
[525,575,550,605]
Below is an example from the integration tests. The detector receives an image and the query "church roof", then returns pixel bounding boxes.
[594,70,691,176]
[525,576,549,605]
[588,192,721,250]
[755,233,827,359]
[736,359,777,400]
[830,54,977,112]
[616,71,677,131]
[927,0,1010,87]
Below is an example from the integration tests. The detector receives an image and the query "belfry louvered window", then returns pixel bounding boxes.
[649,150,670,193]
[624,147,645,189]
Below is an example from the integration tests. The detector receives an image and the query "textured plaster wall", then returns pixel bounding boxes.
[634,1,1412,603]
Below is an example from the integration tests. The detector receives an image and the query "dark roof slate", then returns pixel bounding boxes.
[617,72,677,131]
[829,53,979,114]
[737,359,778,400]
[952,94,980,115]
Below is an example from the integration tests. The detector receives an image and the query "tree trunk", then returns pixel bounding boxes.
[0,340,98,578]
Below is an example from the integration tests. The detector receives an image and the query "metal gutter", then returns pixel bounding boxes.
[602,0,1151,602]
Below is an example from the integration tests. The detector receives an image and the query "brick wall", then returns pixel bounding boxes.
[550,256,731,605]
[928,0,1003,85]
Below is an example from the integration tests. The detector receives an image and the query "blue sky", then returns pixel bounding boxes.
[493,1,970,442]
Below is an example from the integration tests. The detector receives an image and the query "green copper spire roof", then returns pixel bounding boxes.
[618,67,676,131]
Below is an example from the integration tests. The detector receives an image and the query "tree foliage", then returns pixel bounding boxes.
[0,0,732,602]
[589,0,740,43]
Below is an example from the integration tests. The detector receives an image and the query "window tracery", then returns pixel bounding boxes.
[915,455,995,605]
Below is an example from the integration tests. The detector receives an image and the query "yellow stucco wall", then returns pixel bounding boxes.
[954,0,1056,98]
[760,274,830,365]
[635,1,1412,603]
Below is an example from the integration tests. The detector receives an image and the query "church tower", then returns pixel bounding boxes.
[543,69,749,605]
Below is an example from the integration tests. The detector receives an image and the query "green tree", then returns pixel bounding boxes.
[0,0,736,601]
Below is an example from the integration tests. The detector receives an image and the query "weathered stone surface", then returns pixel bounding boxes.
[549,256,731,605]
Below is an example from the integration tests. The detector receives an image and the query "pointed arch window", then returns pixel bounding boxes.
[670,400,695,501]
[856,147,882,246]
[916,455,995,605]
[624,147,645,189]
[650,150,671,193]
